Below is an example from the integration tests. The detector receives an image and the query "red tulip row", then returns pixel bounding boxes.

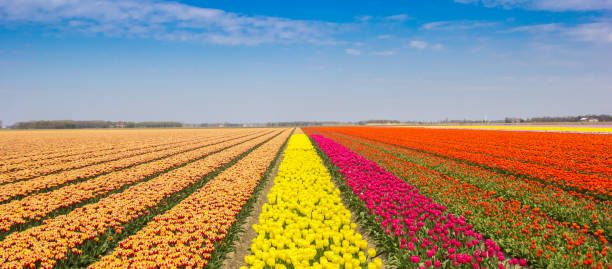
[89,129,290,268]
[0,130,273,234]
[0,130,281,269]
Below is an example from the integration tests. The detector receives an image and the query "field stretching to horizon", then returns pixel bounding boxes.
[394,125,612,134]
[0,127,609,269]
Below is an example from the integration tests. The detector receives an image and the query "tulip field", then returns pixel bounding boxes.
[0,126,609,269]
[303,127,611,269]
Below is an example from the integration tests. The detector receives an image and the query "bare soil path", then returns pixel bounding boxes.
[220,129,295,268]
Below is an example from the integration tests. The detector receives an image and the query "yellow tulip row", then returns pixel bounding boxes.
[243,134,382,269]
[0,130,266,203]
[0,131,237,181]
[89,129,292,268]
[0,130,283,269]
[0,129,273,233]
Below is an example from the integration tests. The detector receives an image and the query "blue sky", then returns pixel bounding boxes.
[1,0,611,124]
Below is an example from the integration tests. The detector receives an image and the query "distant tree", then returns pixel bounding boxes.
[134,121,183,128]
[357,120,400,125]
[11,120,183,129]
[527,114,611,123]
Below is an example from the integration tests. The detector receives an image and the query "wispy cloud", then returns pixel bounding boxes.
[344,48,361,55]
[504,21,612,43]
[355,14,412,24]
[455,0,612,11]
[502,23,562,33]
[385,14,411,22]
[409,40,428,49]
[0,0,341,45]
[407,40,445,50]
[421,20,498,30]
[568,22,612,43]
[373,50,396,56]
[376,34,392,39]
[431,44,446,50]
[355,15,373,23]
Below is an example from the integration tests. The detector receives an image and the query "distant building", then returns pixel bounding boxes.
[580,117,599,122]
[504,117,524,123]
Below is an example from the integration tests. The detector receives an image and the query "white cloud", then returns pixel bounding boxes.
[385,14,411,22]
[455,0,612,11]
[409,40,428,49]
[373,50,396,56]
[0,0,340,45]
[431,43,446,50]
[406,41,445,50]
[504,21,612,43]
[344,48,361,55]
[376,34,392,39]
[568,22,612,43]
[502,23,562,33]
[421,20,498,30]
[355,15,373,22]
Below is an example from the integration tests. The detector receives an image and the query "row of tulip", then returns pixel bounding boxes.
[322,130,611,238]
[0,132,226,181]
[0,129,230,165]
[309,133,515,269]
[89,129,292,268]
[395,127,610,175]
[0,130,157,162]
[317,127,611,199]
[242,134,382,269]
[307,129,610,268]
[0,130,273,236]
[0,130,283,268]
[0,131,265,203]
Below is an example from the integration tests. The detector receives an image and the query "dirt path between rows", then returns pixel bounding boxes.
[222,128,387,268]
[220,129,294,268]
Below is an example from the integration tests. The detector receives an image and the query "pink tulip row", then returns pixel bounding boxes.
[310,134,522,269]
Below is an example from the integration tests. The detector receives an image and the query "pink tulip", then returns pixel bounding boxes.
[310,134,520,269]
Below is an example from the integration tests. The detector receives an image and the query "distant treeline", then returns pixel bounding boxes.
[526,114,612,122]
[358,120,400,125]
[12,120,183,129]
[265,121,343,127]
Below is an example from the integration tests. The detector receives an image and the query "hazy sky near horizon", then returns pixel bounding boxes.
[1,0,611,125]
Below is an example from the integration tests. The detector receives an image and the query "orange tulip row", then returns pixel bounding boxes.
[324,130,612,237]
[306,128,611,268]
[0,129,217,163]
[318,127,612,198]
[0,131,262,203]
[0,129,273,233]
[89,129,291,269]
[0,133,240,183]
[0,130,283,269]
